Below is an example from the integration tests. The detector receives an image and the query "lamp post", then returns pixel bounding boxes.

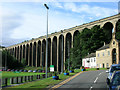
[61,30,63,73]
[44,4,49,78]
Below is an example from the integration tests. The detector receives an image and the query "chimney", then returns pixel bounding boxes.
[104,42,105,46]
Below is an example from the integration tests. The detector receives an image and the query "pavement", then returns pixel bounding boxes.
[50,70,108,90]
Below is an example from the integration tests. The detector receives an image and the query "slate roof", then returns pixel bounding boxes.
[85,53,96,58]
[97,44,109,51]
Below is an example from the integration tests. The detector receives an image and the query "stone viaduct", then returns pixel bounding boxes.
[6,14,120,72]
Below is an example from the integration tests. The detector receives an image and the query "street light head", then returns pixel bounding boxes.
[44,4,49,9]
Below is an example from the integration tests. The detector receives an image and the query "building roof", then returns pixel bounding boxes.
[84,53,96,58]
[97,44,109,51]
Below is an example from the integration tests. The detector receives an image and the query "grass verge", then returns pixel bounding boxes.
[6,73,75,88]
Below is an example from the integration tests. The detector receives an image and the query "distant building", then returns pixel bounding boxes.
[82,53,96,68]
[96,33,120,68]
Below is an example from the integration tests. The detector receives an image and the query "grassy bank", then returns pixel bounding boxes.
[2,71,45,79]
[7,73,75,88]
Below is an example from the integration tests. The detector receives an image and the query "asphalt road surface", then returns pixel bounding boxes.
[58,70,108,90]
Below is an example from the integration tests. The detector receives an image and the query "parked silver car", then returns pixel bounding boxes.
[106,64,120,83]
[28,70,33,72]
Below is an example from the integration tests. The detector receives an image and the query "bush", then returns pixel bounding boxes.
[52,72,58,76]
[65,69,69,73]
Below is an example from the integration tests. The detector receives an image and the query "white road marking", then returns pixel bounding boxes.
[99,73,102,75]
[99,72,104,75]
[94,77,98,83]
[89,86,93,90]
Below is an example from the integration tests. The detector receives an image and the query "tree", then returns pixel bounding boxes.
[70,25,108,68]
[2,50,25,69]
[116,32,120,40]
[116,20,120,40]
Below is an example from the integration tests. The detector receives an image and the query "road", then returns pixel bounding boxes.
[58,70,108,90]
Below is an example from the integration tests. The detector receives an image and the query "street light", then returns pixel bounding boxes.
[44,4,49,78]
[61,30,63,73]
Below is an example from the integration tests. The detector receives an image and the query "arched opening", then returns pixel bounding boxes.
[112,49,117,64]
[20,45,22,63]
[115,19,120,33]
[33,42,36,67]
[37,41,41,67]
[103,22,113,44]
[115,19,120,40]
[15,47,17,58]
[20,46,22,62]
[59,35,64,72]
[73,30,80,47]
[52,36,57,71]
[26,44,29,66]
[65,33,72,69]
[23,45,25,59]
[12,48,14,56]
[30,43,32,66]
[17,46,19,61]
[48,38,51,67]
[42,39,46,67]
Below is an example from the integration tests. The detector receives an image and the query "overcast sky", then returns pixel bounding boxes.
[1,0,119,47]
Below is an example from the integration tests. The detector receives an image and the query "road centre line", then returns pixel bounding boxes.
[99,73,102,75]
[94,77,98,83]
[89,86,93,90]
[50,72,83,89]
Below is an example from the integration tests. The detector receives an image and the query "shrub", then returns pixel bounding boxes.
[53,72,58,76]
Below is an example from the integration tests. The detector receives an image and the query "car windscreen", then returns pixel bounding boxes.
[112,73,120,86]
[111,66,120,73]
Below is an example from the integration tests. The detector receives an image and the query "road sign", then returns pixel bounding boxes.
[50,65,54,72]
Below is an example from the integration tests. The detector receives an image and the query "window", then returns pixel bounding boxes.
[113,41,115,45]
[106,63,109,68]
[103,52,104,56]
[108,51,110,56]
[98,53,99,57]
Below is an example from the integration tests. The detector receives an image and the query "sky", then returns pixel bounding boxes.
[1,0,119,47]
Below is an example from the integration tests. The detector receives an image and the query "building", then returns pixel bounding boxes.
[82,53,96,68]
[96,33,120,68]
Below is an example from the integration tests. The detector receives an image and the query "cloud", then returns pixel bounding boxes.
[1,0,119,2]
[1,2,118,47]
[61,3,118,18]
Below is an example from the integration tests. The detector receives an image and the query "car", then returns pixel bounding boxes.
[106,64,120,81]
[15,69,19,72]
[38,70,42,72]
[7,69,11,71]
[23,70,28,72]
[2,68,7,71]
[33,70,37,73]
[11,69,15,72]
[19,70,24,72]
[28,70,33,72]
[107,70,120,90]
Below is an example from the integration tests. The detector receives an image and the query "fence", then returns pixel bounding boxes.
[1,73,52,87]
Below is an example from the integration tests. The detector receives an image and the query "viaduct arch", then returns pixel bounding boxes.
[6,14,120,72]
